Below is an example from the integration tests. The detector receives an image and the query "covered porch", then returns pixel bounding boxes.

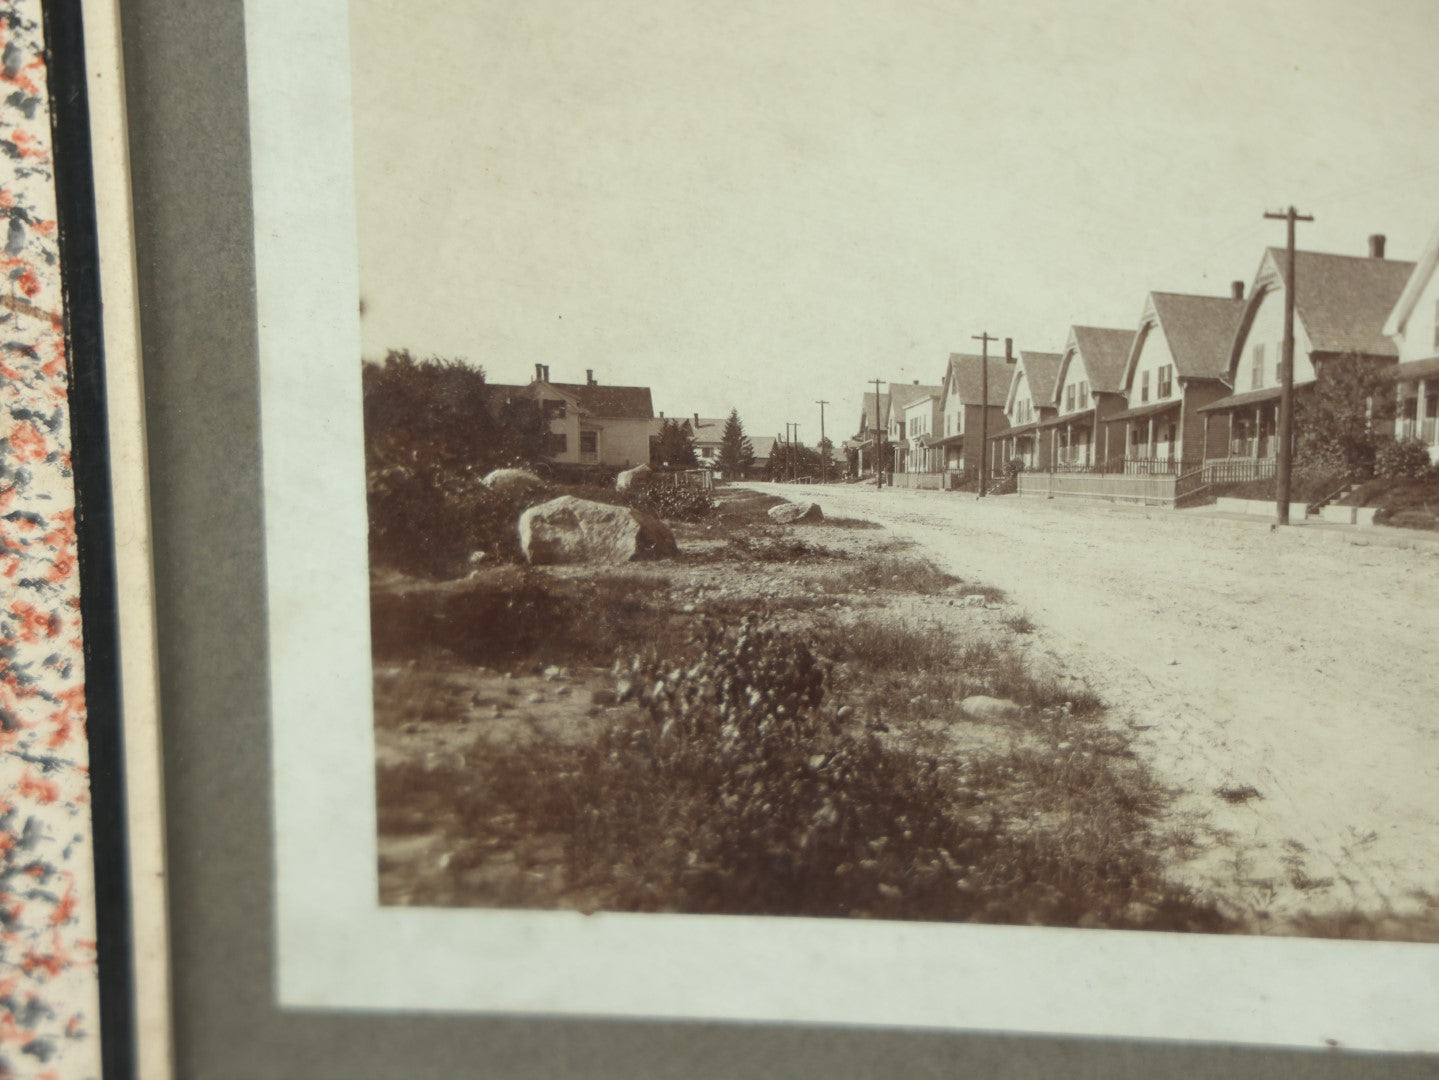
[1393,357,1439,464]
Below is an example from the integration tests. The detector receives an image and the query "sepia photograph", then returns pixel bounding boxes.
[351,0,1439,941]
[242,0,1439,1055]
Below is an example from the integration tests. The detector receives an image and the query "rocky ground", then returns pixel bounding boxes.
[373,490,1225,930]
[750,481,1439,938]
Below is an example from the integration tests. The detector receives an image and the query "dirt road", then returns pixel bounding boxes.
[752,483,1439,932]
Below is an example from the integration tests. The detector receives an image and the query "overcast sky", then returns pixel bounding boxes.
[349,0,1439,443]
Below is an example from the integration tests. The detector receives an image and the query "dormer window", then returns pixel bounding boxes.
[1078,381,1089,408]
[1065,385,1075,411]
[1141,370,1150,403]
[1251,344,1265,390]
[1157,365,1172,398]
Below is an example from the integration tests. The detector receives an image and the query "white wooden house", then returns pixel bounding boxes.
[1383,224,1439,463]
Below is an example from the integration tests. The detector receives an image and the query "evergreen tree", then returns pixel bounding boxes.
[716,408,756,477]
[653,417,699,468]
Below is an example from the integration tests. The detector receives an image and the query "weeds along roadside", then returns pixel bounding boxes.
[372,487,1227,932]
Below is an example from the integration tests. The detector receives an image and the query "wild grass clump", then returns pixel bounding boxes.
[825,556,960,594]
[726,535,847,563]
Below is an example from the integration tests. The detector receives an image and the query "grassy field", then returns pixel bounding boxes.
[372,487,1228,932]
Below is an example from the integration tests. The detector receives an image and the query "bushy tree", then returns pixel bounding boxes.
[362,350,548,577]
[652,417,699,469]
[716,408,756,477]
[766,440,821,481]
[1294,353,1396,480]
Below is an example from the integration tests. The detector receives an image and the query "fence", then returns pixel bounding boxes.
[889,471,945,490]
[1201,457,1277,485]
[1017,470,1191,506]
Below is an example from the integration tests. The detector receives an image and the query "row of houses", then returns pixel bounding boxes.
[491,364,776,475]
[847,223,1439,496]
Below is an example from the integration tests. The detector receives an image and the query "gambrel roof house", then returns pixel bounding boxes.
[1382,222,1439,461]
[994,349,1063,471]
[1198,237,1415,464]
[1044,327,1135,467]
[933,351,1013,475]
[1106,291,1246,466]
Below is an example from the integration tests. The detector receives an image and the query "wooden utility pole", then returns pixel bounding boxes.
[815,399,829,484]
[1264,206,1313,525]
[872,379,884,490]
[972,332,998,497]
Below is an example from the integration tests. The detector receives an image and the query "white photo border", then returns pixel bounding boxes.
[249,0,1439,1053]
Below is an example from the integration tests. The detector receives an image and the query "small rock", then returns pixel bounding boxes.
[542,665,564,681]
[480,467,546,496]
[959,695,1023,721]
[768,501,824,525]
[526,691,544,704]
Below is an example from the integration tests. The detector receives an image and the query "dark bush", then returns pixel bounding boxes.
[367,464,543,578]
[627,484,715,522]
[1374,437,1433,480]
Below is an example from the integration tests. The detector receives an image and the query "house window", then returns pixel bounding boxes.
[1065,385,1075,411]
[1141,370,1150,403]
[1079,381,1089,408]
[579,431,598,453]
[542,399,567,420]
[1251,344,1265,390]
[546,432,567,454]
[1157,365,1172,399]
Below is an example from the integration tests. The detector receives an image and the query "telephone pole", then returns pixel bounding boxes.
[872,378,884,491]
[1264,206,1313,525]
[815,399,829,484]
[972,332,998,497]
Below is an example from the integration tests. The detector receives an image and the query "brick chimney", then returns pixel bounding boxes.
[1369,234,1386,259]
[1231,280,1245,300]
[1004,338,1014,364]
[534,363,544,382]
[586,369,596,385]
[693,413,700,428]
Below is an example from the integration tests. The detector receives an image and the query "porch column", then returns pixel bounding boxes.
[1254,405,1262,457]
[1203,413,1210,463]
[1420,378,1430,444]
[1146,416,1155,458]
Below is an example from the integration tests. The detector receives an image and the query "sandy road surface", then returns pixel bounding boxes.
[752,483,1439,930]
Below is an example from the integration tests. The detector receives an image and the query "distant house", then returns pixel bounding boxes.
[1105,291,1245,472]
[513,364,655,469]
[886,381,942,474]
[685,415,727,467]
[1198,237,1414,471]
[993,349,1063,472]
[1383,224,1439,463]
[899,385,945,473]
[933,351,1011,479]
[849,390,888,477]
[1043,327,1134,469]
[748,435,777,477]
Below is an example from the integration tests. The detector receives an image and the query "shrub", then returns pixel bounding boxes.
[627,484,714,522]
[367,464,542,578]
[1373,437,1432,480]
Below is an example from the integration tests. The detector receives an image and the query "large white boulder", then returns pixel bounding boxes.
[615,463,652,492]
[767,500,824,524]
[519,495,678,565]
[480,468,546,497]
